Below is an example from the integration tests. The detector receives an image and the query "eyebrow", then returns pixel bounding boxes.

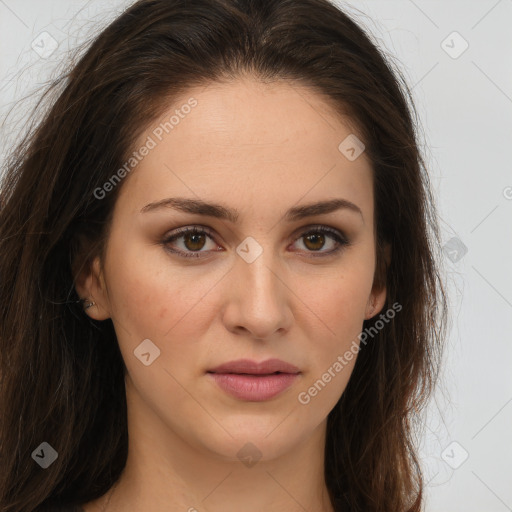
[140,197,363,222]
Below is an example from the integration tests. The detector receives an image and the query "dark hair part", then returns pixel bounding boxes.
[0,0,447,510]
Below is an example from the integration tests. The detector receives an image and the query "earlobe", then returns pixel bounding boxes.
[365,242,391,320]
[74,256,111,321]
[365,286,386,320]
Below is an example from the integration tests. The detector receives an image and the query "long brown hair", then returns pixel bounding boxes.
[0,1,448,510]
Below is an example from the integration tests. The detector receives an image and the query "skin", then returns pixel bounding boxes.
[76,75,389,512]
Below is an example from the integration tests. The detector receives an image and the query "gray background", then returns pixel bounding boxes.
[1,1,511,510]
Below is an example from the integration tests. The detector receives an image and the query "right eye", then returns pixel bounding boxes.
[161,226,221,258]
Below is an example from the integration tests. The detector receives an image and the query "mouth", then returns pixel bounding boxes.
[206,358,301,401]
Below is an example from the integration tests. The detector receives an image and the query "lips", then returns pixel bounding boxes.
[206,358,301,401]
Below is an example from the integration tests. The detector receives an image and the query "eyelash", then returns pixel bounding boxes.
[161,225,349,259]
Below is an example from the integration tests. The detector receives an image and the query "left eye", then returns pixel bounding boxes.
[162,225,349,259]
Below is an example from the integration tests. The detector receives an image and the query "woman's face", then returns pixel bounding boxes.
[79,76,387,463]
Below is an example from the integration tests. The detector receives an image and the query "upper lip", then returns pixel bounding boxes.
[207,358,300,375]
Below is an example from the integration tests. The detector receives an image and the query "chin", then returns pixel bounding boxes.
[191,417,308,464]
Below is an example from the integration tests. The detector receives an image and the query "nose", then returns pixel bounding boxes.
[221,244,294,340]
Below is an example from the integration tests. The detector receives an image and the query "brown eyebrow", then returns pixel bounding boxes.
[140,197,364,223]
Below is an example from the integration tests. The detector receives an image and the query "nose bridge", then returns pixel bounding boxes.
[235,235,282,303]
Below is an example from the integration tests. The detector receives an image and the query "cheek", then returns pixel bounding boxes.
[304,264,373,327]
[298,260,375,365]
[104,243,218,351]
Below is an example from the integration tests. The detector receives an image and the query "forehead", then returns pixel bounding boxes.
[159,77,363,156]
[117,77,374,221]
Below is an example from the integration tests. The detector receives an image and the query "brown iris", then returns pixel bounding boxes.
[183,232,207,251]
[303,232,325,251]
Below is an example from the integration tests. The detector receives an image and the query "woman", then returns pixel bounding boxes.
[0,0,448,511]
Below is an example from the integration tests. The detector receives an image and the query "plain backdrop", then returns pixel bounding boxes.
[1,1,511,511]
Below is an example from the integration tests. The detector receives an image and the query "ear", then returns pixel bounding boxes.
[74,255,111,321]
[365,242,391,320]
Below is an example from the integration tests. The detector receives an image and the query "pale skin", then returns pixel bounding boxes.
[76,75,390,512]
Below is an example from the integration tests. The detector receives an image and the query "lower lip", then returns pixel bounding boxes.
[207,372,300,401]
